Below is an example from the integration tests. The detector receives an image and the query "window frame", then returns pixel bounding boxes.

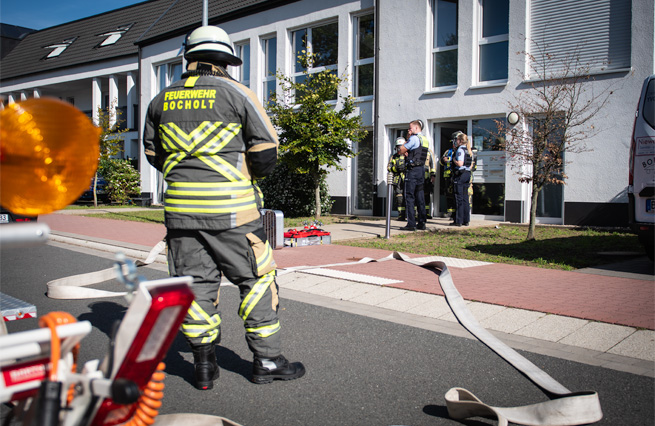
[476,0,509,86]
[261,36,277,106]
[156,61,183,93]
[290,21,339,102]
[529,115,565,221]
[235,42,251,88]
[431,0,458,90]
[353,12,375,99]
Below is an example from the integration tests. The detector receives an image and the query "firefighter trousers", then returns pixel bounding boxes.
[167,220,281,358]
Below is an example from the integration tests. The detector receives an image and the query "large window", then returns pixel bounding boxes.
[478,0,508,83]
[471,118,504,152]
[532,117,564,219]
[236,42,250,88]
[471,118,505,216]
[354,14,374,97]
[354,131,374,212]
[529,0,631,78]
[292,22,339,100]
[432,0,458,88]
[262,37,277,105]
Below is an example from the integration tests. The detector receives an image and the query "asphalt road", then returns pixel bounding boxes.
[1,242,653,425]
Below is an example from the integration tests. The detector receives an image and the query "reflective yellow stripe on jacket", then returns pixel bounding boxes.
[165,181,257,214]
[158,119,259,214]
[159,121,243,180]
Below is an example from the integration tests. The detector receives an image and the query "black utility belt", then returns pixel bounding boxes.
[454,169,470,175]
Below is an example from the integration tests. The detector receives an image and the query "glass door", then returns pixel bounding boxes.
[352,131,374,215]
[433,121,466,217]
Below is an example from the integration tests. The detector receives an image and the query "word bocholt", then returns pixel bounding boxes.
[163,89,217,111]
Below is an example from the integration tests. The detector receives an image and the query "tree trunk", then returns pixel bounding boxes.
[314,178,321,218]
[92,173,98,208]
[527,181,540,240]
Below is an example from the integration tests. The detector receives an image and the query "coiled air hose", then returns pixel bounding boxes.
[121,362,167,426]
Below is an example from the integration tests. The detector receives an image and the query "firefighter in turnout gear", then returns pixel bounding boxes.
[440,132,459,219]
[424,147,436,219]
[143,25,305,389]
[388,137,407,220]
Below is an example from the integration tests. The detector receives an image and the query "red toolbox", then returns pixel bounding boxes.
[284,226,331,247]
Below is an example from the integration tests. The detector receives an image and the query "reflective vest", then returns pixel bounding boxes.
[407,134,429,169]
[144,69,278,230]
[452,145,473,171]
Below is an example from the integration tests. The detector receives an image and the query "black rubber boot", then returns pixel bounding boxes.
[191,344,220,390]
[251,355,305,384]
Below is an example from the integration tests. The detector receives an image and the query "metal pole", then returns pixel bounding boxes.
[202,0,208,26]
[0,223,50,248]
[385,172,393,239]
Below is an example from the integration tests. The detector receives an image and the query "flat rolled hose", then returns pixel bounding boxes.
[280,251,602,426]
[390,252,602,426]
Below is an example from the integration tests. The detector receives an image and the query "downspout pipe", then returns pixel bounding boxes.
[203,0,208,26]
[374,0,381,216]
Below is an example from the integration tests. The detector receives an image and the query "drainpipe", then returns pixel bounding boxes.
[374,0,381,216]
[203,0,208,26]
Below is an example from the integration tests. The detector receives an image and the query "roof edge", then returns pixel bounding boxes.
[0,53,138,84]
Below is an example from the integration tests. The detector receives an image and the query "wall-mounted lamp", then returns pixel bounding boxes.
[507,111,520,126]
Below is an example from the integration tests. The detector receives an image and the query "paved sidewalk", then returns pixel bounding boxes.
[38,210,655,376]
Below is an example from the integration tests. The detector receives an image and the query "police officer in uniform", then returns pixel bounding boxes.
[387,137,407,220]
[452,131,474,226]
[399,120,430,231]
[143,26,305,389]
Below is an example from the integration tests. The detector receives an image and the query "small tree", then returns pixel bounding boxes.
[99,158,141,204]
[93,101,128,206]
[258,162,333,217]
[495,43,612,240]
[267,52,368,217]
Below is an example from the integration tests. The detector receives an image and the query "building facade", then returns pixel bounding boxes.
[2,0,653,226]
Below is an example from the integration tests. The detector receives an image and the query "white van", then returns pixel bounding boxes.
[628,74,655,261]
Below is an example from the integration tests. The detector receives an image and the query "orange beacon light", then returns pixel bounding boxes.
[0,98,100,216]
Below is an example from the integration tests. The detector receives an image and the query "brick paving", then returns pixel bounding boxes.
[39,213,655,330]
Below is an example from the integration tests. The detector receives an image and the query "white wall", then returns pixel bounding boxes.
[376,0,654,222]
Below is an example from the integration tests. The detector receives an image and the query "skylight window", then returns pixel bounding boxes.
[96,24,133,47]
[43,37,77,59]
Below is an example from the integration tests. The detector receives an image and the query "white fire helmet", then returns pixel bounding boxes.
[395,137,406,146]
[184,26,242,66]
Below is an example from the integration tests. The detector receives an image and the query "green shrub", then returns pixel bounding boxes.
[259,162,333,217]
[99,158,141,204]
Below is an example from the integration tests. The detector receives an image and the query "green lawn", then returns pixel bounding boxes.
[338,225,643,271]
